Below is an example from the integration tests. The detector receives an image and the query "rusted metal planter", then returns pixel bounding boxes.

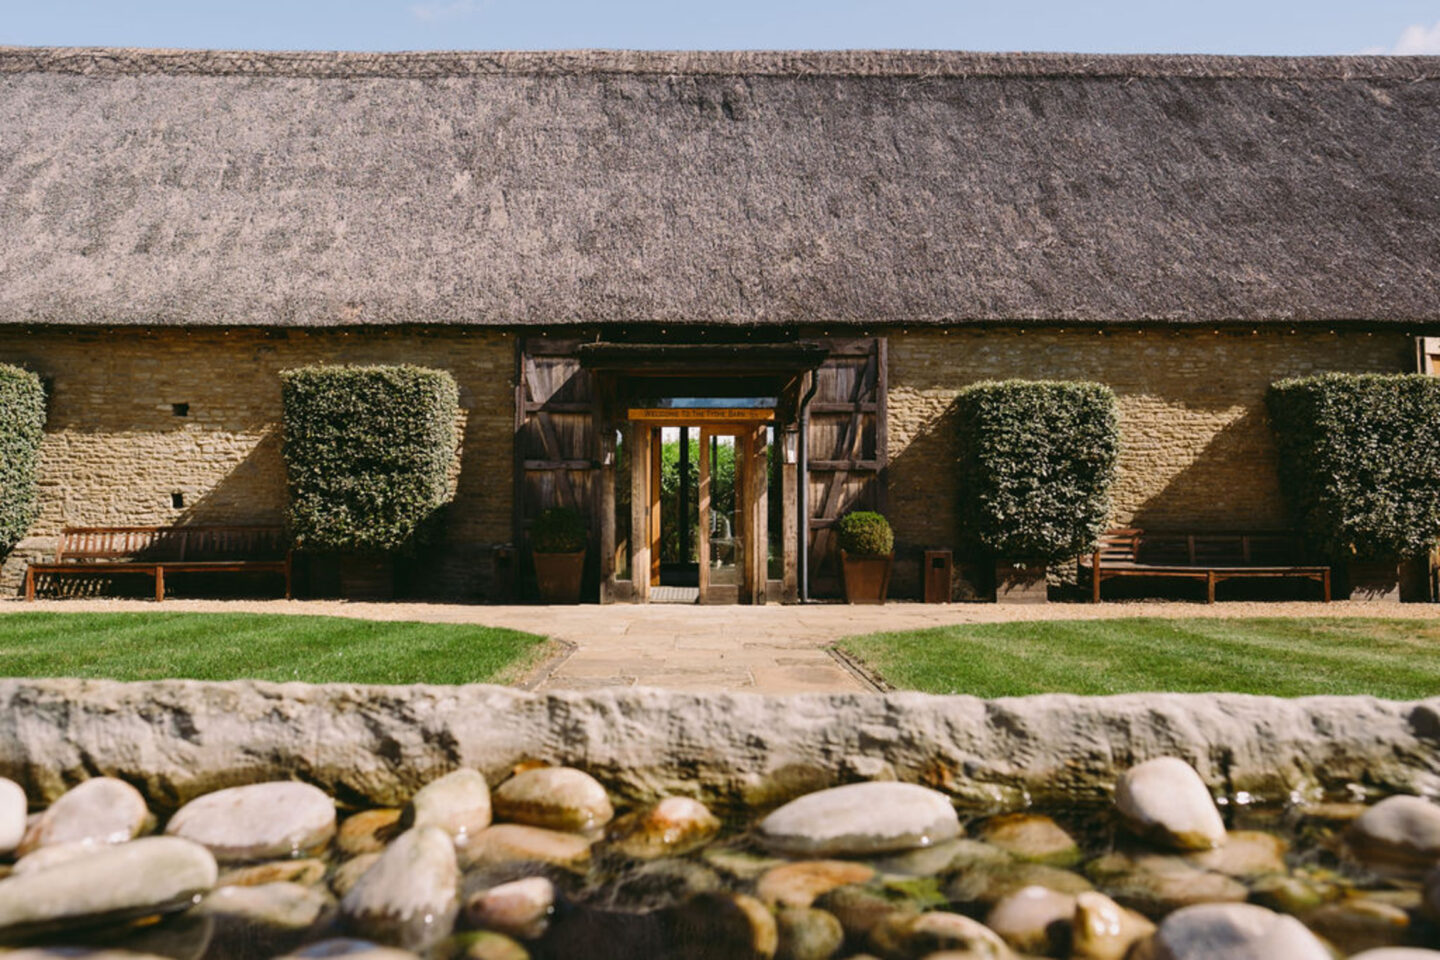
[841,550,893,604]
[1346,558,1427,603]
[995,560,1048,604]
[338,555,394,601]
[533,550,586,604]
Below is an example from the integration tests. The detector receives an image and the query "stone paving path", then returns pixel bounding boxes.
[5,597,1438,693]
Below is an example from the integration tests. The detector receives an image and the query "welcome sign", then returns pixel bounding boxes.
[627,408,773,422]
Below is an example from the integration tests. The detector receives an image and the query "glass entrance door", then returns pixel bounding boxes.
[698,427,743,604]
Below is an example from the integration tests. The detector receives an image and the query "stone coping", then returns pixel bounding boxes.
[1,679,1436,813]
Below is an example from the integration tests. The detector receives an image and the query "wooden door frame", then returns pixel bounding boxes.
[649,426,663,587]
[739,423,771,604]
[745,424,770,603]
[626,416,775,605]
[698,426,746,604]
[628,422,651,603]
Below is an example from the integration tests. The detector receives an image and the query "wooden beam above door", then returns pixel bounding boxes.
[628,407,774,423]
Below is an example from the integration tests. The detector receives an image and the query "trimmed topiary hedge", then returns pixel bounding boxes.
[1267,373,1440,561]
[281,365,459,555]
[0,365,46,553]
[835,510,894,557]
[956,380,1120,562]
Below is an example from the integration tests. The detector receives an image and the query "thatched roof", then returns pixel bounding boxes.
[1,47,1438,328]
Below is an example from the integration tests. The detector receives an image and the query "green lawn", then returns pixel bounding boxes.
[836,618,1440,699]
[0,613,553,684]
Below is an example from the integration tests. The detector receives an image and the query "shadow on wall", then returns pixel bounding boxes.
[885,397,964,599]
[885,397,1299,601]
[1128,405,1285,531]
[221,405,496,602]
[19,396,504,601]
[26,433,289,599]
[397,406,500,601]
[281,401,501,603]
[173,428,287,527]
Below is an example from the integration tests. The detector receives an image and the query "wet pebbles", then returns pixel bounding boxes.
[0,759,1439,958]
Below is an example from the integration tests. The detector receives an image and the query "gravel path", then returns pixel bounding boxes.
[3,597,1437,693]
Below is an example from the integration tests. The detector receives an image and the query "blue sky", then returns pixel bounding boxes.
[3,1,1440,54]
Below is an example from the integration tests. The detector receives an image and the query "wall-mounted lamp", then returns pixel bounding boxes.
[782,427,799,465]
[599,432,617,468]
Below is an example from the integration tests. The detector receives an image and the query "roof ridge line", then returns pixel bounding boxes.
[1,46,1438,81]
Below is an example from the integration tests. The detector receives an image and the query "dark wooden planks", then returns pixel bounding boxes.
[804,338,887,598]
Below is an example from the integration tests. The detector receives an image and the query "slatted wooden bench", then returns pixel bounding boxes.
[24,526,292,602]
[1081,528,1330,604]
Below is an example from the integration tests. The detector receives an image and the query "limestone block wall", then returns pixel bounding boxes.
[0,327,514,597]
[885,328,1417,595]
[0,324,1420,602]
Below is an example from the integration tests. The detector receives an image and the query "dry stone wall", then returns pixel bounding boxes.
[885,328,1416,595]
[1,679,1437,814]
[0,327,514,597]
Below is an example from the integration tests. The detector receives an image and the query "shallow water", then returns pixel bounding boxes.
[8,791,1440,959]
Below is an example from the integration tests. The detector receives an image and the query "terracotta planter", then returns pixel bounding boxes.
[841,550,893,604]
[1346,559,1426,603]
[533,550,586,604]
[995,560,1048,604]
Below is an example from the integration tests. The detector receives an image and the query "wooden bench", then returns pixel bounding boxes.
[24,526,292,602]
[1081,528,1330,604]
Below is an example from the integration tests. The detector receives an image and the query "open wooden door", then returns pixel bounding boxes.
[805,338,887,598]
[515,338,599,600]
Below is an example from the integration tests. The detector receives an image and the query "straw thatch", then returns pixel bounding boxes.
[1,47,1437,328]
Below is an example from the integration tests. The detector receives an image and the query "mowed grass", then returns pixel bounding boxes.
[0,613,553,684]
[836,618,1440,699]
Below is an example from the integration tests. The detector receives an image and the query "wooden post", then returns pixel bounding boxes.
[739,429,753,604]
[750,425,768,604]
[512,336,526,567]
[782,452,799,603]
[698,428,711,601]
[593,373,615,604]
[630,424,650,603]
[649,427,662,587]
[875,336,889,517]
[754,426,766,601]
[599,425,617,605]
[678,426,690,566]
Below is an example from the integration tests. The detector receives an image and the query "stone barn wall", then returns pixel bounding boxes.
[885,328,1418,596]
[0,324,1420,601]
[0,327,515,598]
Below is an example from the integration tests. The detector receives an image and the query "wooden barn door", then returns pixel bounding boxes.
[805,338,887,598]
[515,339,598,599]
